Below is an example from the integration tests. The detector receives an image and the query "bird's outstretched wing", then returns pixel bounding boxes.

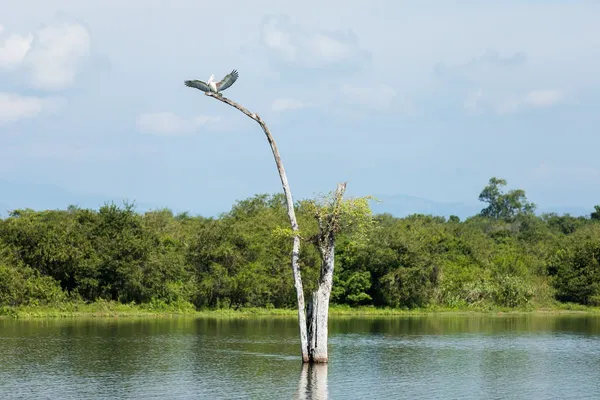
[184,80,211,92]
[216,70,239,92]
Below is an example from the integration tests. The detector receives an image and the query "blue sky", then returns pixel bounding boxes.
[1,1,599,217]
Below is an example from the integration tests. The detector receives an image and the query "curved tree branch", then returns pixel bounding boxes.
[204,91,309,362]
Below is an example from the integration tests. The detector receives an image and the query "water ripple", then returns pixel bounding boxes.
[1,315,600,399]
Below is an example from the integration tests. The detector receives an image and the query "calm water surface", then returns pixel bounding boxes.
[1,314,600,399]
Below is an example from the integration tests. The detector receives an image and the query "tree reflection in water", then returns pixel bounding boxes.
[295,363,328,400]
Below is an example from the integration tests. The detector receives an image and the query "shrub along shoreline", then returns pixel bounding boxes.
[2,179,600,317]
[2,302,600,319]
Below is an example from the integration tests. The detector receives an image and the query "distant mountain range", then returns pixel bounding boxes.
[370,194,592,220]
[0,180,592,219]
[0,180,164,217]
[369,194,482,220]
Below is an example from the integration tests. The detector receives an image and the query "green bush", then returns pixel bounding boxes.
[548,225,600,305]
[0,264,66,306]
[493,275,534,307]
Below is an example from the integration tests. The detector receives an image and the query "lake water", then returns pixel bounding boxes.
[1,314,600,399]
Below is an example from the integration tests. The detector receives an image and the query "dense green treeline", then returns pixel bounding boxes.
[1,177,600,312]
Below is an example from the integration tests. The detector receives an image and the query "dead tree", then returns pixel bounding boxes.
[204,92,309,362]
[305,182,347,363]
[203,92,352,363]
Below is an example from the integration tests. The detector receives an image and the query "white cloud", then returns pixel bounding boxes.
[435,50,526,85]
[0,25,33,69]
[261,19,295,62]
[0,92,64,124]
[0,22,91,90]
[310,33,353,64]
[260,15,369,69]
[24,23,91,90]
[136,112,220,136]
[271,98,309,112]
[463,88,484,115]
[522,89,562,108]
[494,97,521,115]
[440,50,568,116]
[464,88,563,115]
[340,84,397,110]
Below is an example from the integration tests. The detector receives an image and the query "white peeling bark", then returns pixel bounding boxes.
[307,237,335,363]
[205,92,309,362]
[306,182,347,363]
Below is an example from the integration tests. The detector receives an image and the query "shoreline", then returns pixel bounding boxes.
[2,302,600,319]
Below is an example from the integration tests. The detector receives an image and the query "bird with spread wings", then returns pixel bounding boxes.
[184,69,239,95]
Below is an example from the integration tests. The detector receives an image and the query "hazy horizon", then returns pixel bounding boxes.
[0,178,593,220]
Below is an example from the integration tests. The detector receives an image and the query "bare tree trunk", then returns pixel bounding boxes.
[307,234,335,363]
[306,182,347,363]
[205,92,309,362]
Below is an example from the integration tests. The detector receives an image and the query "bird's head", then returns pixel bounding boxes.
[208,74,215,84]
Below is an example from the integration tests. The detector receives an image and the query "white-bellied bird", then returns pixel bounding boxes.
[184,70,239,95]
